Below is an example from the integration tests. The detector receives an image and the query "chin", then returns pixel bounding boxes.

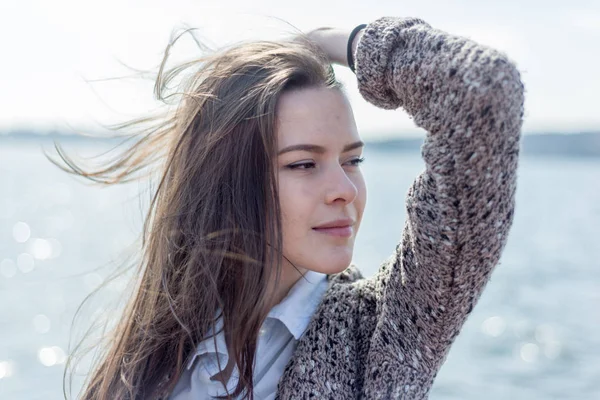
[311,253,353,275]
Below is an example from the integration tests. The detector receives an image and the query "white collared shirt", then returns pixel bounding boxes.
[168,270,329,400]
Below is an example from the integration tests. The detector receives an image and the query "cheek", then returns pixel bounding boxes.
[353,173,367,226]
[278,175,314,236]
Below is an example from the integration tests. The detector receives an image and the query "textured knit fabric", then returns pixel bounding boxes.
[154,15,525,399]
[167,271,328,399]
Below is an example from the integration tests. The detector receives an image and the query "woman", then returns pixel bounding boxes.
[59,15,524,400]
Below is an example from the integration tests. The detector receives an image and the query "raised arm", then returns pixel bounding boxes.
[352,17,524,397]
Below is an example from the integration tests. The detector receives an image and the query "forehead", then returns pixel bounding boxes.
[276,87,360,148]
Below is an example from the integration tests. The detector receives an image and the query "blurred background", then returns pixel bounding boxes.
[1,0,599,399]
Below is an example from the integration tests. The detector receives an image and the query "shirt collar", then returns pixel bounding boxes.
[187,314,228,370]
[266,270,328,340]
[186,270,328,370]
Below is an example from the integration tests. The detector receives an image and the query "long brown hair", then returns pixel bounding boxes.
[50,28,343,399]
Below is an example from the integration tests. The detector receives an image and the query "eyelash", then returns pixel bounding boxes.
[286,157,365,170]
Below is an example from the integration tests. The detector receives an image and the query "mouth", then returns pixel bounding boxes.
[312,226,353,237]
[312,218,355,238]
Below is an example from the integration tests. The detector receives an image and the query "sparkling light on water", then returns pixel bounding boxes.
[512,318,531,339]
[520,343,540,363]
[0,259,17,278]
[38,346,66,367]
[535,324,562,360]
[12,222,31,243]
[30,239,52,260]
[17,253,35,273]
[33,314,51,334]
[543,341,562,360]
[0,360,15,379]
[26,238,63,259]
[1,145,598,400]
[48,238,62,258]
[481,316,506,337]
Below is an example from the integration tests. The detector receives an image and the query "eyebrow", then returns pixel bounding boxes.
[278,141,364,156]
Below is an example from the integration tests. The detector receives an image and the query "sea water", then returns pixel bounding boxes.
[0,141,599,399]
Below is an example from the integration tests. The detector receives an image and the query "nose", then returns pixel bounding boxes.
[323,164,358,205]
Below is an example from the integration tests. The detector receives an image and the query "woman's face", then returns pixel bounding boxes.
[275,86,367,286]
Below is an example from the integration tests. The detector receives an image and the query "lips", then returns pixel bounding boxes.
[313,218,355,230]
[312,218,355,238]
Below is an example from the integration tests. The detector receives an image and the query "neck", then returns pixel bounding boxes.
[267,261,308,309]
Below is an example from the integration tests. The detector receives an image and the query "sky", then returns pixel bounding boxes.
[1,0,599,139]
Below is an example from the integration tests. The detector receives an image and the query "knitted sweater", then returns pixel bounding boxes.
[155,16,525,399]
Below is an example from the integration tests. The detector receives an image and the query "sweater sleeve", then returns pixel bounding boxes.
[354,17,524,397]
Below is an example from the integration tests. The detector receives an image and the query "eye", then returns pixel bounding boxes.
[345,157,365,167]
[286,161,316,170]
